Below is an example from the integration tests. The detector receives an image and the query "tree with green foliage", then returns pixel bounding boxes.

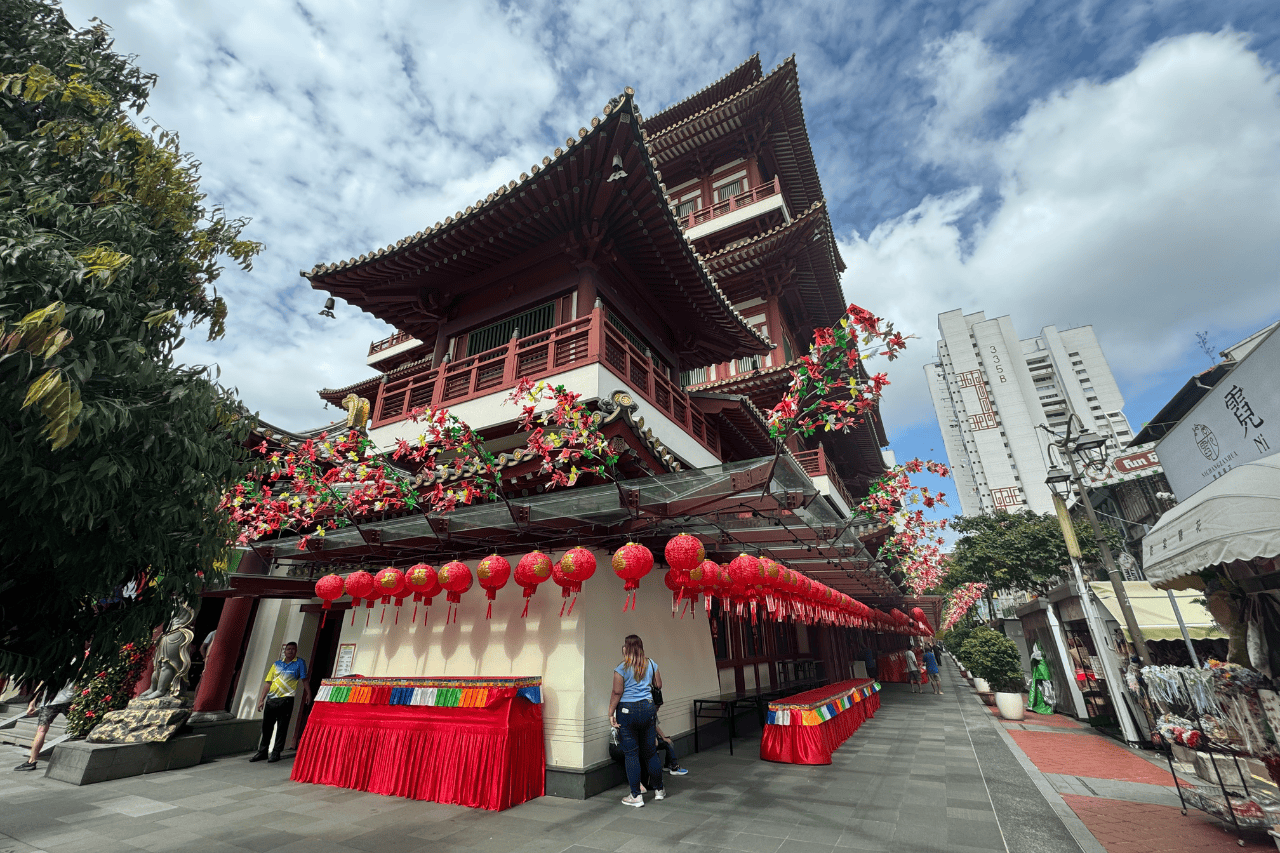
[0,1,260,690]
[958,626,1025,693]
[942,509,1124,598]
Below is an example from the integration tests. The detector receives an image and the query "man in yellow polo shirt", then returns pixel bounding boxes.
[249,641,312,763]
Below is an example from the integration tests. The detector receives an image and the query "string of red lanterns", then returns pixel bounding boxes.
[310,537,935,636]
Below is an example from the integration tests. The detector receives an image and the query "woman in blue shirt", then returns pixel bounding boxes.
[608,634,665,806]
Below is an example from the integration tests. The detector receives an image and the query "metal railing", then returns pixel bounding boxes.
[791,445,860,512]
[681,176,782,230]
[368,330,415,356]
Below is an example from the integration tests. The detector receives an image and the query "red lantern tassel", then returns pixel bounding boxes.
[350,598,359,625]
[380,605,387,624]
[567,592,578,616]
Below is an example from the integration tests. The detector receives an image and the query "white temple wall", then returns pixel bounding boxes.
[322,547,721,772]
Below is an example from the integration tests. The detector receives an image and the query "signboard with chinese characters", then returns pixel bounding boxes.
[1085,443,1163,488]
[334,643,357,677]
[1156,326,1279,500]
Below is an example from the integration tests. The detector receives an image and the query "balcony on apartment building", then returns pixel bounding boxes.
[366,304,723,458]
[792,444,860,516]
[679,176,790,243]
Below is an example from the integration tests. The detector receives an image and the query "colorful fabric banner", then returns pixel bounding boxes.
[315,676,543,707]
[767,679,880,725]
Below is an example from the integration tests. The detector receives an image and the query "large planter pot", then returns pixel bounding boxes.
[978,691,996,706]
[973,677,990,693]
[995,692,1026,721]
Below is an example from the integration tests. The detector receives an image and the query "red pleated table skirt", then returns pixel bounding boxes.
[291,697,545,810]
[760,692,880,764]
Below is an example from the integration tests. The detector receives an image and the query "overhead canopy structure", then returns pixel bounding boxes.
[1142,457,1280,589]
[1089,582,1225,641]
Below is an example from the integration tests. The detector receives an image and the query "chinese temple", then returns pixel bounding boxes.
[191,56,938,803]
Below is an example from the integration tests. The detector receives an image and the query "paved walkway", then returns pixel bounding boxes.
[0,660,1269,852]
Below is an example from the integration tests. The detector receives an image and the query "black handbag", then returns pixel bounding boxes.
[651,685,664,707]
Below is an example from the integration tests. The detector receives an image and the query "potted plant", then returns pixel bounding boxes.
[960,628,1025,715]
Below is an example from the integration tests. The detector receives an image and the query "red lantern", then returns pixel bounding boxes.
[438,561,473,624]
[374,567,406,624]
[515,551,553,618]
[552,547,597,616]
[689,560,720,617]
[612,542,653,612]
[663,566,692,618]
[477,554,511,619]
[727,553,764,623]
[344,570,375,626]
[758,558,783,618]
[315,574,344,627]
[664,534,705,574]
[403,563,440,623]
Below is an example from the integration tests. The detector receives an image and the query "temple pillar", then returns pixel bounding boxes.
[193,596,253,713]
[193,549,268,716]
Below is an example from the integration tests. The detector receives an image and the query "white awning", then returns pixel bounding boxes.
[1088,581,1225,641]
[1144,457,1280,588]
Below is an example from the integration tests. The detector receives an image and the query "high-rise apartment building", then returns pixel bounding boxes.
[926,309,1135,517]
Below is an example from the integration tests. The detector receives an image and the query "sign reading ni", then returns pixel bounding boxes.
[1157,326,1279,500]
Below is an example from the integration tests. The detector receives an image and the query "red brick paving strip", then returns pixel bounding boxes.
[1061,794,1272,852]
[1007,730,1172,785]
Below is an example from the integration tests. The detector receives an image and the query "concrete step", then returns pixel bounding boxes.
[0,717,68,750]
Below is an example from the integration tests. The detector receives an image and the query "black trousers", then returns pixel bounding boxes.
[258,696,294,756]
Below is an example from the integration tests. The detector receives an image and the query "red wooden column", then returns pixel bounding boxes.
[193,549,268,713]
[192,597,253,712]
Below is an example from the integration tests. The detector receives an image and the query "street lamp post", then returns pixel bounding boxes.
[1040,415,1152,668]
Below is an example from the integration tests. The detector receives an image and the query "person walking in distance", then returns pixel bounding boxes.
[608,634,665,807]
[923,644,942,695]
[12,678,76,772]
[250,642,310,763]
[905,644,922,694]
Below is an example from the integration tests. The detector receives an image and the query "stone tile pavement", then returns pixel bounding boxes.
[0,657,1243,853]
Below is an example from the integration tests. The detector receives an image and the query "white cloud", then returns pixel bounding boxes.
[842,31,1280,430]
[916,31,1013,168]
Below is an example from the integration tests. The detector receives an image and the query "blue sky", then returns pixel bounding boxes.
[63,0,1280,531]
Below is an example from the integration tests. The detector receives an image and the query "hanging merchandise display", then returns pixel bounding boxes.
[344,570,375,627]
[373,567,406,624]
[612,542,654,612]
[551,547,596,616]
[315,574,344,626]
[438,562,473,624]
[1027,647,1054,715]
[514,551,553,618]
[476,555,512,619]
[403,563,440,623]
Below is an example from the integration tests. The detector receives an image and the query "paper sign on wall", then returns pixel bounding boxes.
[334,643,356,677]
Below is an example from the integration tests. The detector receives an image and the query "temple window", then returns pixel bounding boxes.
[716,179,742,201]
[463,301,557,357]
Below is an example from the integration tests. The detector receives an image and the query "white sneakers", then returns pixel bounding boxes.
[621,789,666,806]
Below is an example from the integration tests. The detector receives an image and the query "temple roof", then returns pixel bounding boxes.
[304,91,770,366]
[704,199,846,328]
[640,54,763,134]
[644,56,824,221]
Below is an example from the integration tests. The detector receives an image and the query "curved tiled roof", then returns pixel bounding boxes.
[304,92,770,366]
[640,54,762,135]
[644,57,824,219]
[703,199,846,327]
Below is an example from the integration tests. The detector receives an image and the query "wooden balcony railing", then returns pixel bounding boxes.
[368,330,415,356]
[682,176,782,231]
[792,445,859,513]
[370,308,721,457]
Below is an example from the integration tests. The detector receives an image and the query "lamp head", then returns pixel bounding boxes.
[1071,429,1108,466]
[1044,464,1072,497]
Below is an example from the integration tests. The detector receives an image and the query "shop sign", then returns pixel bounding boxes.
[1157,326,1280,500]
[1086,443,1163,487]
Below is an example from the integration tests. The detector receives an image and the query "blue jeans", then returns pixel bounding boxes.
[616,700,663,797]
